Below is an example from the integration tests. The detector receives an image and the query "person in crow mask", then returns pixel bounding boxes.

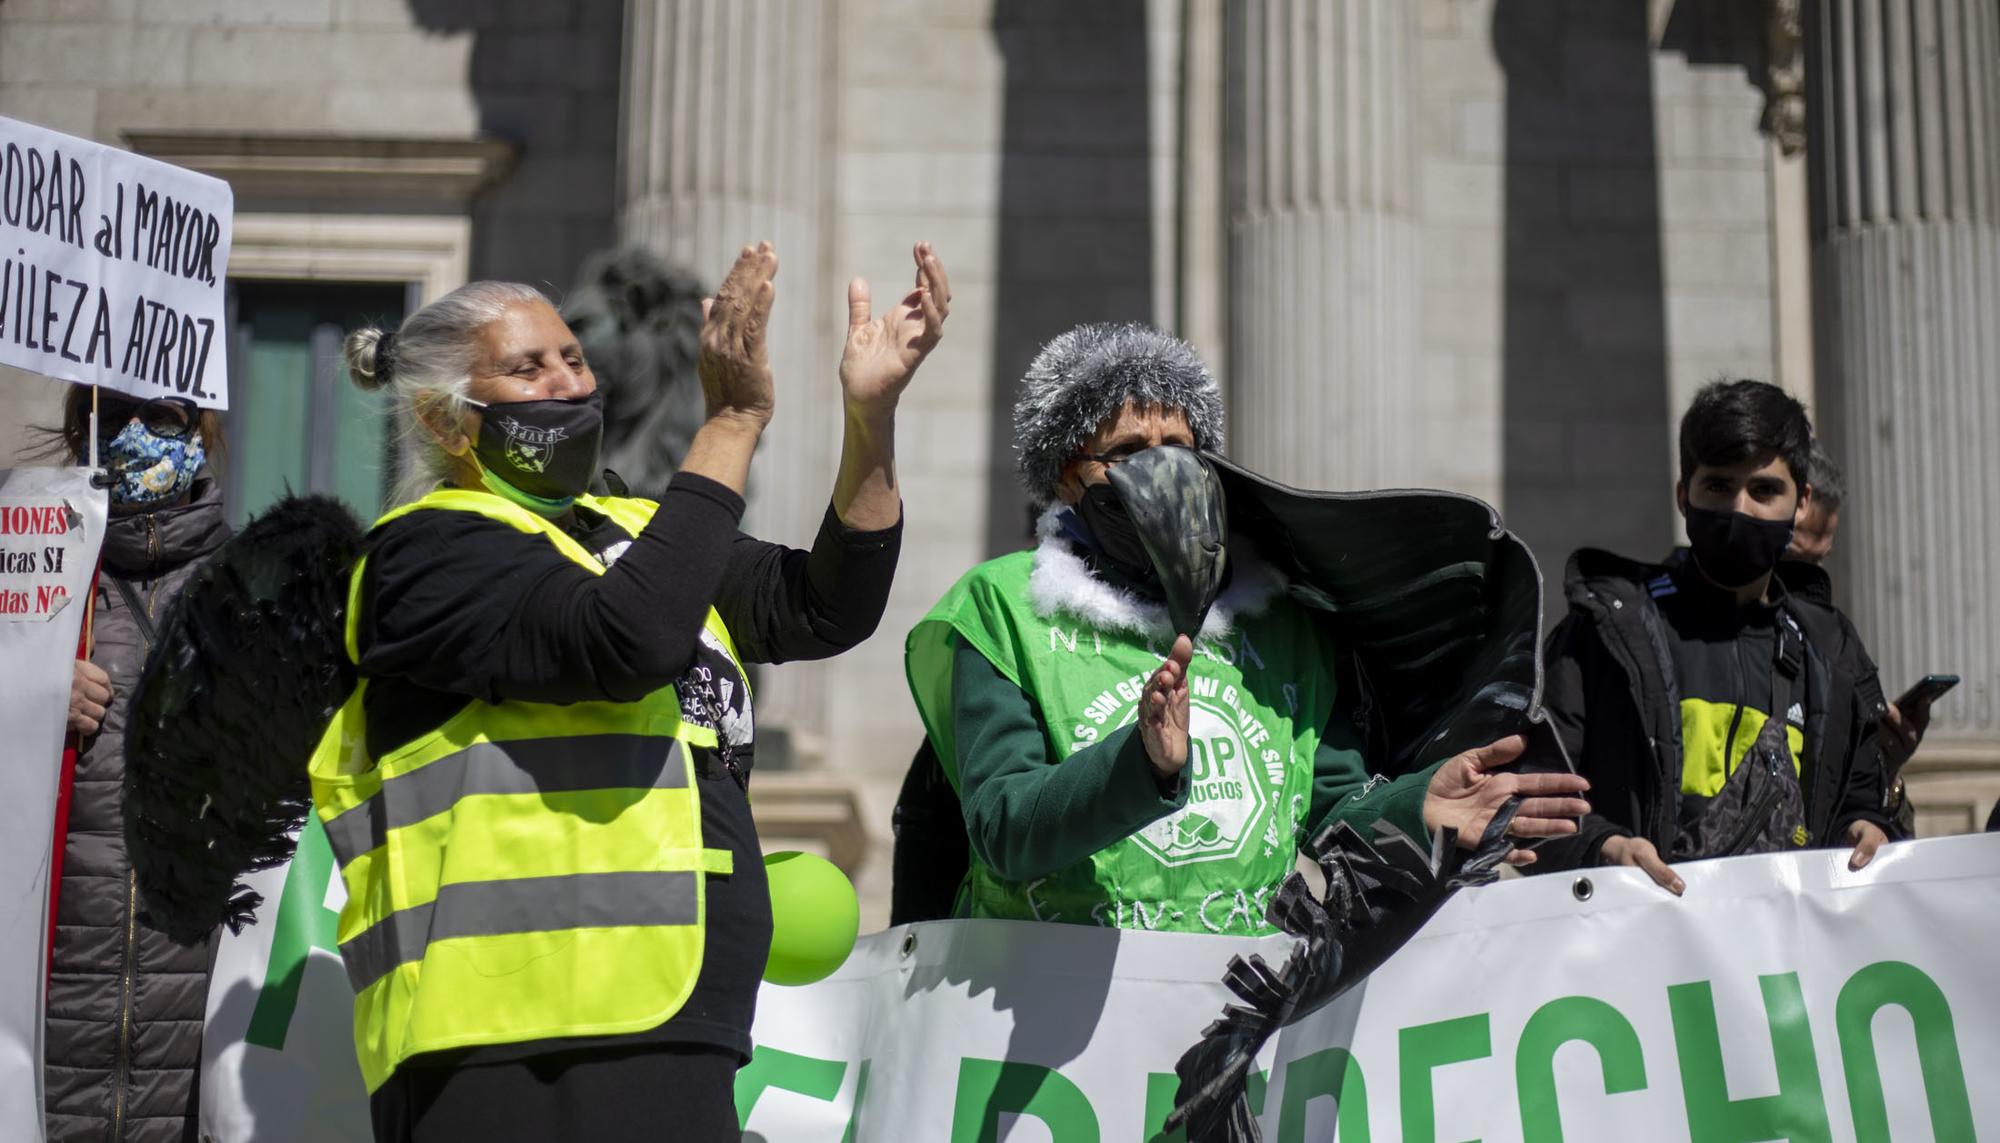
[1528,380,1900,894]
[902,323,1590,934]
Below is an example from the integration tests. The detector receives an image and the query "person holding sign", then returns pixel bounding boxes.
[29,385,231,1143]
[313,241,946,1142]
[901,324,1591,935]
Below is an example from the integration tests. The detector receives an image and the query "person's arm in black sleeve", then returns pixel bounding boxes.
[357,471,744,704]
[1525,614,1628,872]
[951,639,1185,882]
[1832,640,1898,842]
[714,502,902,665]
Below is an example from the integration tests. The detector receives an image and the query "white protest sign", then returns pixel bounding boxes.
[202,833,2000,1142]
[0,117,232,408]
[0,466,107,1143]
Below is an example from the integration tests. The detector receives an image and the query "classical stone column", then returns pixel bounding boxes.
[1222,0,1420,490]
[1806,0,2000,829]
[620,0,831,757]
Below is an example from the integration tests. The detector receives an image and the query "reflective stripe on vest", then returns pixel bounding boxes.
[309,487,742,1091]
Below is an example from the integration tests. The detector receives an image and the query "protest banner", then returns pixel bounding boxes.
[0,116,233,409]
[0,467,107,1141]
[203,832,2000,1142]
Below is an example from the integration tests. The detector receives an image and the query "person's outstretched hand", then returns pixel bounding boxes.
[1421,734,1591,867]
[838,241,949,415]
[698,241,779,428]
[1139,635,1193,778]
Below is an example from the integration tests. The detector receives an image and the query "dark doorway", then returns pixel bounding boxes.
[1494,0,1674,623]
[986,0,1156,554]
[224,280,411,526]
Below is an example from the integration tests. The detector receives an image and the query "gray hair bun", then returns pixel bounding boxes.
[344,326,395,392]
[1012,322,1225,505]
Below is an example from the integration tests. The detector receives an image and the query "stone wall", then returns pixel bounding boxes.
[1418,0,1782,619]
[813,0,1187,925]
[0,0,627,461]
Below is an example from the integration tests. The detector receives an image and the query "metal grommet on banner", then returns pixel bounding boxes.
[1571,877,1594,902]
[900,931,918,960]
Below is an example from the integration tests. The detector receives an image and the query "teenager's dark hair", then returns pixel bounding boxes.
[1677,379,1812,491]
[1805,442,1844,514]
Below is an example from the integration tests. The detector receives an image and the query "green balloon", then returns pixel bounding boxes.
[762,850,859,986]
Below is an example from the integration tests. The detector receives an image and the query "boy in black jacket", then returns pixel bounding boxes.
[1530,381,1899,892]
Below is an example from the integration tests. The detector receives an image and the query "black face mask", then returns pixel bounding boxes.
[1075,482,1158,582]
[468,390,605,505]
[1685,505,1795,588]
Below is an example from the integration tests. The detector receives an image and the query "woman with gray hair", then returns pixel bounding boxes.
[313,241,948,1141]
[903,321,1588,935]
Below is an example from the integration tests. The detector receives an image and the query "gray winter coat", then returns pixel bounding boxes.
[46,481,230,1143]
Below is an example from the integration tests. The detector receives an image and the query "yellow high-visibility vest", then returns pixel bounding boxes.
[307,488,742,1092]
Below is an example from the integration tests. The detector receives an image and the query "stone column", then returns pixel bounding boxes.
[1807,0,2000,829]
[1222,0,1420,490]
[620,0,832,756]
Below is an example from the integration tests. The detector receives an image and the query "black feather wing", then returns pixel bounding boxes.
[1165,806,1520,1142]
[123,495,362,945]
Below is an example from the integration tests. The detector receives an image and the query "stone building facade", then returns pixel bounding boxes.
[3,0,1994,923]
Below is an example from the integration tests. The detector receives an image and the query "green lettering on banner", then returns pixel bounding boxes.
[1515,996,1648,1143]
[244,815,340,1050]
[1668,974,1831,1143]
[734,1046,846,1129]
[950,1058,1099,1143]
[1142,1068,1267,1143]
[1834,961,1975,1142]
[1279,1047,1369,1142]
[841,1059,871,1143]
[1400,1013,1492,1143]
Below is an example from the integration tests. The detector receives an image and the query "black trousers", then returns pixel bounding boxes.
[370,1043,743,1142]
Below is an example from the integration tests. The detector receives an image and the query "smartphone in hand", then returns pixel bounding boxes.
[1895,674,1959,712]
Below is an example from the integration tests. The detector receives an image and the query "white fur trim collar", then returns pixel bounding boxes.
[1026,505,1285,642]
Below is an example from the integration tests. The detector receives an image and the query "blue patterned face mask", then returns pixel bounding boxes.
[103,413,206,508]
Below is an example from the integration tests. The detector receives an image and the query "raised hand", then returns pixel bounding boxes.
[838,241,949,415]
[1421,734,1591,866]
[698,242,779,427]
[1139,635,1194,777]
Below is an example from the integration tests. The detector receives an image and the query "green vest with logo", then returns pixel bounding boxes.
[906,550,1331,935]
[308,488,741,1091]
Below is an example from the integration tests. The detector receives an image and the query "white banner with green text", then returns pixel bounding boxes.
[205,832,2000,1142]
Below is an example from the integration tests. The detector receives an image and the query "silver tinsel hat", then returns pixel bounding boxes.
[1012,322,1226,505]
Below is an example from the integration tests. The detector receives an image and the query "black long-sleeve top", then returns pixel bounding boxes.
[350,470,900,1070]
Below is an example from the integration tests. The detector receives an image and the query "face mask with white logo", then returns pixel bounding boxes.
[465,390,604,508]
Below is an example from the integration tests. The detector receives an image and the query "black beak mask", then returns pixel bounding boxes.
[1104,445,1230,640]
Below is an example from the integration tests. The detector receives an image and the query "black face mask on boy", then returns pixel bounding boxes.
[1685,505,1795,588]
